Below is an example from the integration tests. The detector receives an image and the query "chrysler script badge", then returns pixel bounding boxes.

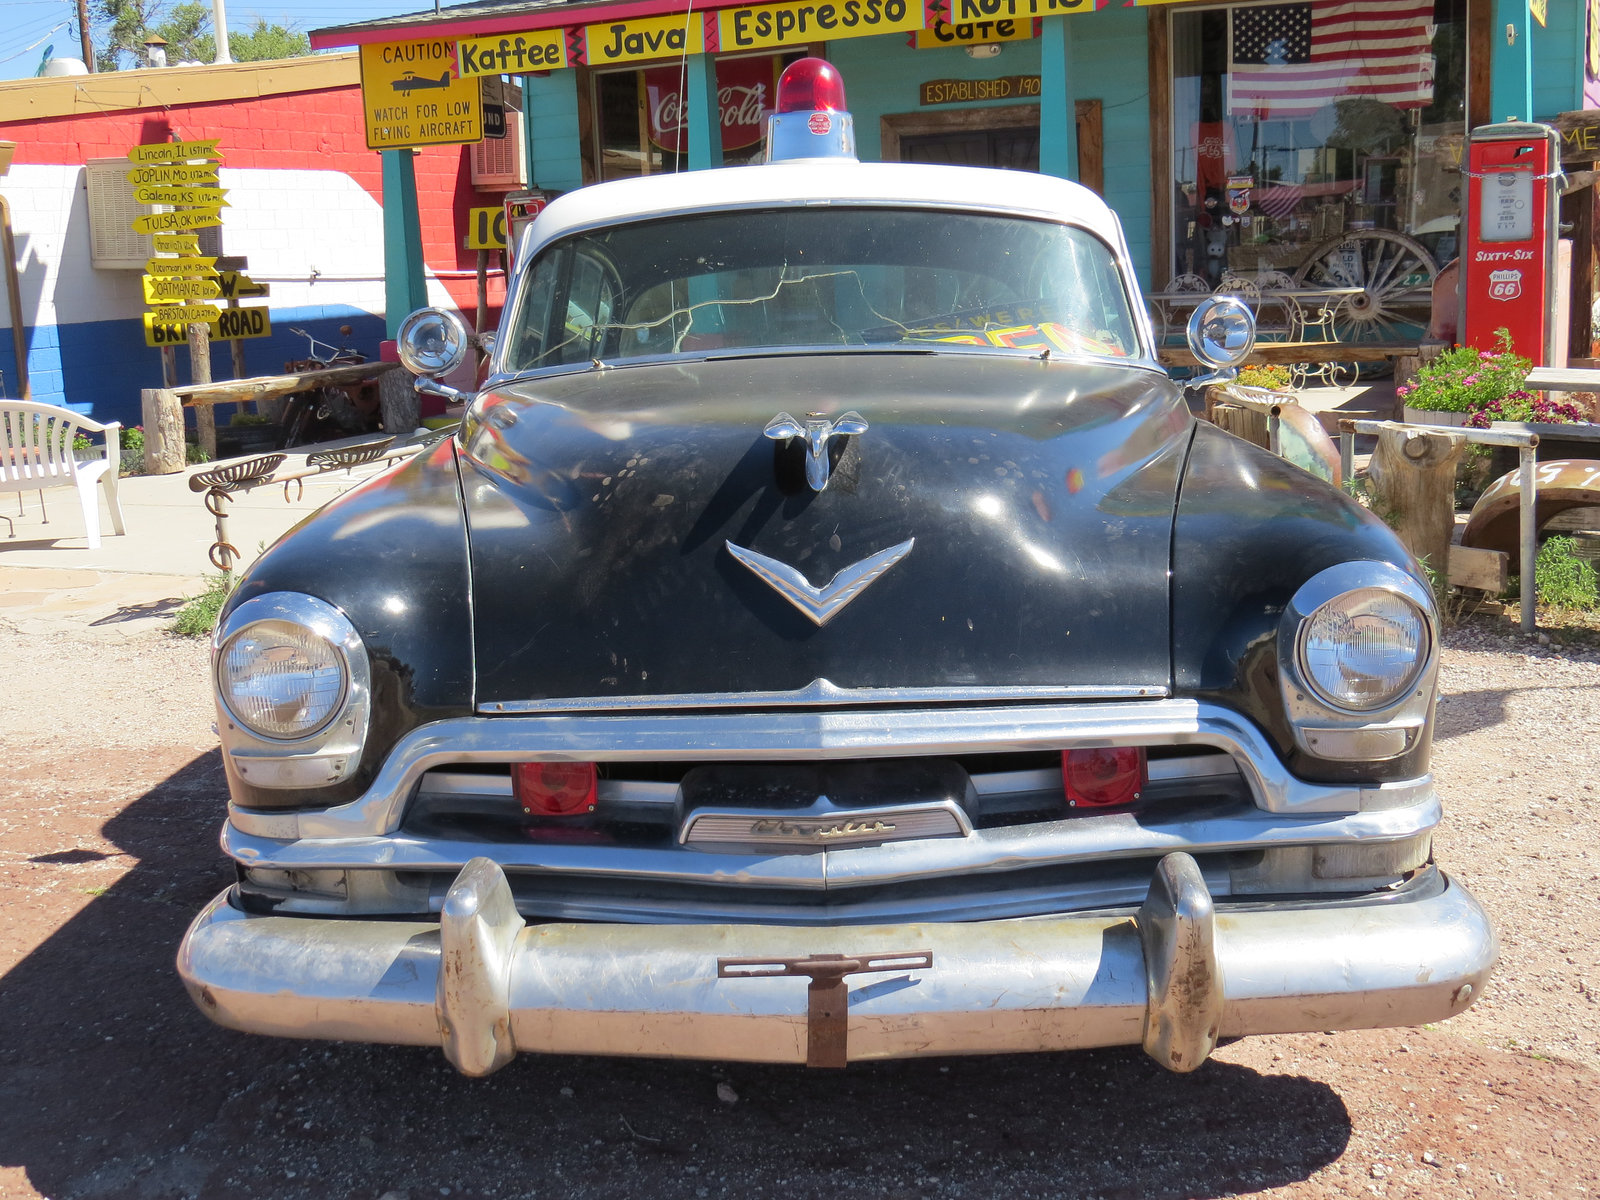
[764,410,868,492]
[725,537,914,626]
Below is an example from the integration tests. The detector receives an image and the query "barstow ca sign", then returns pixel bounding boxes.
[358,0,1197,145]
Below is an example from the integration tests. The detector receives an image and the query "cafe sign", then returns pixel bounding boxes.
[913,16,1035,47]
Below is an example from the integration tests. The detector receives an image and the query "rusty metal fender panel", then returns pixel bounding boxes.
[1461,458,1600,557]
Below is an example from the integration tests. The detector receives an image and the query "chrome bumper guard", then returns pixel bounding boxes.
[178,853,1496,1077]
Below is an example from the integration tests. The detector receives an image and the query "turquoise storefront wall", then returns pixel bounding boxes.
[521,7,1155,285]
[830,8,1153,285]
[1532,0,1587,120]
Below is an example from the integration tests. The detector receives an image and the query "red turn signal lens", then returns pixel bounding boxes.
[514,762,597,817]
[775,57,848,114]
[1062,747,1145,809]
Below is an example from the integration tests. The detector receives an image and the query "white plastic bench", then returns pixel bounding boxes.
[0,401,126,549]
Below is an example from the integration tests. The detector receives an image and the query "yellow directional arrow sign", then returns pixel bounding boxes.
[132,186,230,207]
[143,275,223,302]
[132,209,223,235]
[128,139,222,164]
[145,256,218,276]
[150,304,223,324]
[127,163,220,188]
[217,271,270,299]
[153,234,201,255]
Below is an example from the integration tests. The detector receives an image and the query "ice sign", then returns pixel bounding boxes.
[1480,169,1533,243]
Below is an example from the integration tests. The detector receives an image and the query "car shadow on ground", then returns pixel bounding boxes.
[0,750,1352,1200]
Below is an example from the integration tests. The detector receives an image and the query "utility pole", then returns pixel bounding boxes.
[76,0,94,70]
[212,0,232,63]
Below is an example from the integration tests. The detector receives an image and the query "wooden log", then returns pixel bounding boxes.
[140,387,185,475]
[188,321,215,461]
[1448,544,1509,593]
[1366,426,1464,579]
[379,364,420,435]
[1210,401,1270,449]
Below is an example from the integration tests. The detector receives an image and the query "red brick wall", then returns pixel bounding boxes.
[9,85,508,312]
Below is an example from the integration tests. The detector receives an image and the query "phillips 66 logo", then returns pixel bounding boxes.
[1488,268,1523,301]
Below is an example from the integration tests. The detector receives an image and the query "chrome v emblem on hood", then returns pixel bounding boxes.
[725,538,915,626]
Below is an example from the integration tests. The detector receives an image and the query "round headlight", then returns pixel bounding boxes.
[218,620,348,739]
[396,307,471,377]
[1298,587,1427,711]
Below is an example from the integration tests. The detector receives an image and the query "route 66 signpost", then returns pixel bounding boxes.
[130,139,272,470]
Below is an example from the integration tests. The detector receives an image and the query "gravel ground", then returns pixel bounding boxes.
[0,575,1596,1200]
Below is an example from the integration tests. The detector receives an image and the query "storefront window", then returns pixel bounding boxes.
[1171,0,1466,305]
[594,54,794,179]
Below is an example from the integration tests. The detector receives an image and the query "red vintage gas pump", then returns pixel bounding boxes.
[1461,122,1563,364]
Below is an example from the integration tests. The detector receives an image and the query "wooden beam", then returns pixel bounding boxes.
[1148,7,1173,291]
[1448,544,1509,593]
[172,361,400,407]
[1159,342,1420,367]
[1468,0,1492,131]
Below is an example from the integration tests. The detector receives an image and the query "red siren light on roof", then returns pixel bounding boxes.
[775,57,848,114]
[765,58,857,163]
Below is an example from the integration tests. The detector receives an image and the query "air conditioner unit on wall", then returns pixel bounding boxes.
[85,158,152,269]
[85,158,226,269]
[471,109,527,191]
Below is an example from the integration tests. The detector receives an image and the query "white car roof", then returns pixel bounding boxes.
[516,160,1130,269]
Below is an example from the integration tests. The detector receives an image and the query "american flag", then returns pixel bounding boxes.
[1228,0,1436,119]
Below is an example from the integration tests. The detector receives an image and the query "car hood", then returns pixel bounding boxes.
[461,352,1191,709]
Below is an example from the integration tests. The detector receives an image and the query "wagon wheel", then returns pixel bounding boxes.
[1292,230,1438,377]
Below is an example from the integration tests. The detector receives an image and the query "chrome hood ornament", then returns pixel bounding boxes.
[764,410,868,492]
[725,537,914,627]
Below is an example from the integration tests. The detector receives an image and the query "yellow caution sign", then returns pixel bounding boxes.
[127,163,220,188]
[153,234,201,255]
[132,186,230,207]
[145,256,218,276]
[150,304,223,324]
[132,209,223,235]
[360,40,482,150]
[466,206,508,250]
[128,139,222,164]
[143,275,222,302]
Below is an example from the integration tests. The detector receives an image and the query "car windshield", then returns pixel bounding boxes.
[502,207,1141,372]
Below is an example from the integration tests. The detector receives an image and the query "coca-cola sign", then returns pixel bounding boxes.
[644,57,772,155]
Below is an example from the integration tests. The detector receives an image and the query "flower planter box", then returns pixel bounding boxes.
[1402,406,1469,427]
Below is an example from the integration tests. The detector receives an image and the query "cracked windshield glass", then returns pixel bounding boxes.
[503,207,1140,371]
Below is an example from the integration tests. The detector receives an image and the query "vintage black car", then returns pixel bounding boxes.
[179,61,1495,1076]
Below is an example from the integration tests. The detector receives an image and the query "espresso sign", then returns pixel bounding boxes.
[920,75,1040,105]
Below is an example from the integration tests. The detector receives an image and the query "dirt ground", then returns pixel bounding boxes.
[0,572,1596,1200]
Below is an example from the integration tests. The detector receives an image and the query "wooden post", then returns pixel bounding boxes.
[1367,426,1464,581]
[140,388,185,474]
[188,321,216,460]
[379,365,419,436]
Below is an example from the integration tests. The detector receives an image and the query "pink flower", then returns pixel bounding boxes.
[1479,351,1495,361]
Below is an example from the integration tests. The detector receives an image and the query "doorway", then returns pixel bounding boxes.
[880,101,1103,192]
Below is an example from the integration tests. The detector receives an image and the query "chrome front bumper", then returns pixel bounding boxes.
[177,853,1496,1077]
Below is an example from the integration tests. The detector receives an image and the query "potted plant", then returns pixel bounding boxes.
[1397,329,1530,427]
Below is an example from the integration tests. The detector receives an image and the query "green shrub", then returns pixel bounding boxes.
[1236,363,1293,391]
[1532,536,1599,611]
[229,412,273,427]
[172,574,235,637]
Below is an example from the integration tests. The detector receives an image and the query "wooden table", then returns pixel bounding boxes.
[148,361,401,464]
